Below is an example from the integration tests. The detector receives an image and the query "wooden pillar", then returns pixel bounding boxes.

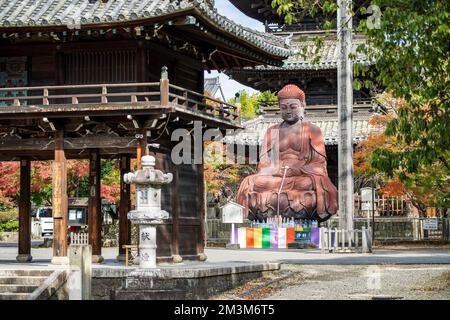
[197,164,207,261]
[88,149,103,263]
[137,130,149,169]
[170,163,182,263]
[117,154,131,261]
[51,129,69,265]
[160,66,169,107]
[16,159,32,262]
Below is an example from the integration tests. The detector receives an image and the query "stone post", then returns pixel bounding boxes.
[124,155,173,269]
[68,244,92,300]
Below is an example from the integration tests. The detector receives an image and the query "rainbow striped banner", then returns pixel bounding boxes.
[236,227,319,249]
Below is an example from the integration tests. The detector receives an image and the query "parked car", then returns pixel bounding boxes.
[32,207,53,238]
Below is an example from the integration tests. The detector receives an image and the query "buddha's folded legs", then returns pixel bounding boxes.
[237,173,335,222]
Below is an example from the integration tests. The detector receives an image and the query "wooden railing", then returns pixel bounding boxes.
[168,83,240,121]
[0,82,161,107]
[0,67,240,123]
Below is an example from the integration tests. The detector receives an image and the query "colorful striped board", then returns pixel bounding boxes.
[278,228,286,248]
[253,228,262,248]
[235,227,318,249]
[246,228,254,248]
[269,228,278,248]
[287,228,295,244]
[262,228,271,248]
[238,227,247,248]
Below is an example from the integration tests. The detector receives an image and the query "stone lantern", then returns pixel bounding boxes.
[124,155,173,268]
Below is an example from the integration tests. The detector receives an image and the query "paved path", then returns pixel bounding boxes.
[0,243,449,268]
[205,247,450,265]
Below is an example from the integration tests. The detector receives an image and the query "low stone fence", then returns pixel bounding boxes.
[326,217,450,242]
[0,232,18,242]
[206,217,450,245]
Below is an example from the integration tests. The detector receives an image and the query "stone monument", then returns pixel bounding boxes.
[123,155,173,268]
[236,84,338,222]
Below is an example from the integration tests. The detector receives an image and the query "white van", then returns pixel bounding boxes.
[33,207,53,238]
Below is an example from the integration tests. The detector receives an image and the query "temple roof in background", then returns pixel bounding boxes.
[0,0,291,62]
[204,76,226,101]
[224,105,376,146]
[230,35,370,73]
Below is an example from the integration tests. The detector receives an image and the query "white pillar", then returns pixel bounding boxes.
[337,0,354,232]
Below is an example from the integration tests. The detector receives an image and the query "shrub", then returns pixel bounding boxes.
[0,210,18,222]
[0,220,19,232]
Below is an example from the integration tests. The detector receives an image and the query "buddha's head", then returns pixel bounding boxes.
[277,84,305,124]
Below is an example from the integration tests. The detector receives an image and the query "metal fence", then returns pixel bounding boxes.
[320,227,372,253]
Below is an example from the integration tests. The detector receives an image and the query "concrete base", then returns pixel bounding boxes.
[111,262,279,300]
[172,255,183,263]
[116,254,126,262]
[288,242,316,249]
[226,243,240,249]
[197,253,207,261]
[92,255,104,264]
[51,256,70,265]
[16,254,32,263]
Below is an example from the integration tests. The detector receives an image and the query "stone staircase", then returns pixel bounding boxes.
[0,269,68,300]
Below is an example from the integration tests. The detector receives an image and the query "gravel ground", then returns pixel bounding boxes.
[211,265,450,300]
[268,265,450,300]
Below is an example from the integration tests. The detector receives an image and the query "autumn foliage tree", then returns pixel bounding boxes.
[0,159,121,211]
[354,93,449,214]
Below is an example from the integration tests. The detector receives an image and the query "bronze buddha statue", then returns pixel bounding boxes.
[236,84,338,222]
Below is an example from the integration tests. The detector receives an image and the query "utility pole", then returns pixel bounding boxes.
[337,0,354,232]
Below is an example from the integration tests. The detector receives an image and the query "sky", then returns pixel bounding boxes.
[205,0,266,101]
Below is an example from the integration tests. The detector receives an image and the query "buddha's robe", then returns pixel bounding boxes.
[236,120,338,221]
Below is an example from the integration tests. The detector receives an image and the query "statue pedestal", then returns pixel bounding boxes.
[128,209,169,269]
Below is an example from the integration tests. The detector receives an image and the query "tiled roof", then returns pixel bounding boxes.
[204,76,220,96]
[224,111,374,146]
[0,0,290,59]
[254,37,371,71]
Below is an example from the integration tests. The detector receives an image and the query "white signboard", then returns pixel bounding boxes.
[361,187,374,203]
[221,202,244,224]
[423,218,438,230]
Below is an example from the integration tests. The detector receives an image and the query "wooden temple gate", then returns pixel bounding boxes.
[0,71,239,264]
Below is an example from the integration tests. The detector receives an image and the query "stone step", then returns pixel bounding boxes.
[0,270,53,277]
[0,284,39,293]
[0,276,47,285]
[0,292,31,300]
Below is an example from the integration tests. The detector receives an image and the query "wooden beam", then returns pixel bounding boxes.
[51,129,69,264]
[0,136,139,151]
[117,154,131,261]
[17,158,32,263]
[88,149,103,263]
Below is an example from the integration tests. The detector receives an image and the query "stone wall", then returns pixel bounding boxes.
[92,263,280,300]
[0,232,18,242]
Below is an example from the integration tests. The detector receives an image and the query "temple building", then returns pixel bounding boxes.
[224,0,377,187]
[0,0,290,264]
